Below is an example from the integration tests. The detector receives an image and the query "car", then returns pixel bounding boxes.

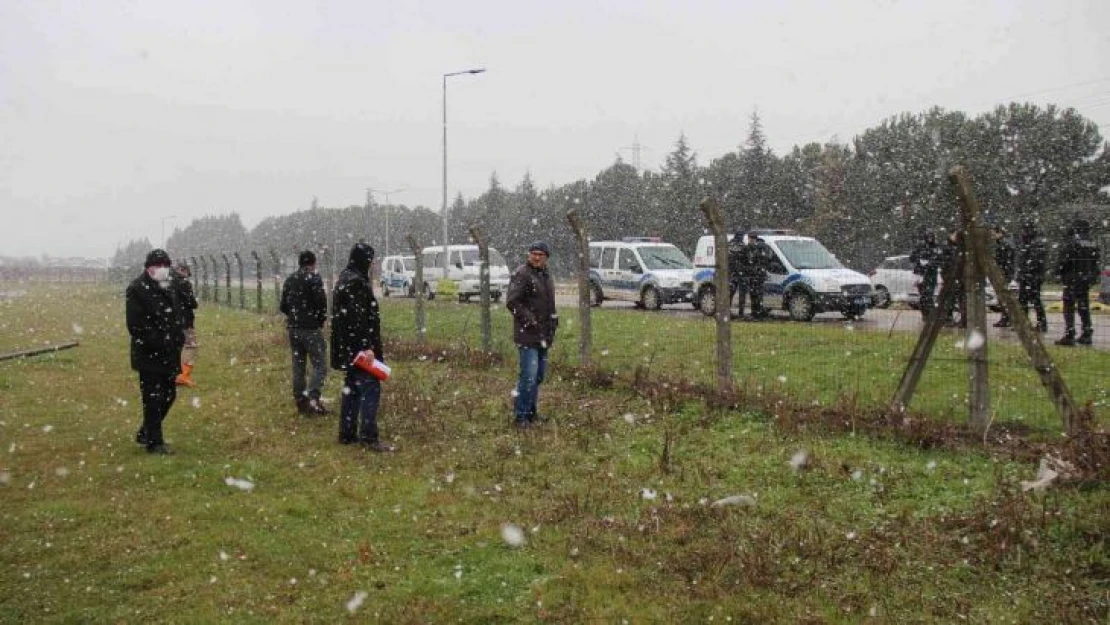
[868,255,917,308]
[379,255,416,297]
[588,238,696,309]
[693,232,872,321]
[419,244,510,302]
[1100,264,1110,305]
[908,275,1004,312]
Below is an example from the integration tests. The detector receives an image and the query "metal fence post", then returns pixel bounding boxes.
[221,253,232,306]
[407,235,426,343]
[251,251,263,313]
[198,256,208,302]
[209,255,220,304]
[270,250,283,314]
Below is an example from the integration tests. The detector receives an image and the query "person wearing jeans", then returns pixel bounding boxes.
[281,250,329,415]
[330,243,390,451]
[506,241,558,428]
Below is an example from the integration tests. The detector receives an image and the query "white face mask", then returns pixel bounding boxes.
[151,267,171,283]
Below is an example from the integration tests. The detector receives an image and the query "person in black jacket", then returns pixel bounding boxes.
[909,230,942,320]
[1016,220,1048,333]
[726,229,746,318]
[172,261,199,387]
[738,234,771,320]
[506,241,557,428]
[990,223,1016,328]
[331,243,389,450]
[1055,219,1101,346]
[126,249,185,455]
[281,250,330,414]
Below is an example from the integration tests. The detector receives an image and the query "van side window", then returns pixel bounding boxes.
[589,247,601,269]
[600,247,617,270]
[618,248,639,272]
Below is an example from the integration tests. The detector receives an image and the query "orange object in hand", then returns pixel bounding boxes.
[352,350,391,381]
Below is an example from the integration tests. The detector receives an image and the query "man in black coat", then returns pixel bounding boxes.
[506,241,557,428]
[990,224,1016,328]
[281,250,330,414]
[738,234,771,320]
[1054,219,1101,346]
[726,229,746,318]
[172,261,199,386]
[331,243,389,450]
[1016,220,1048,333]
[909,230,942,320]
[126,249,185,455]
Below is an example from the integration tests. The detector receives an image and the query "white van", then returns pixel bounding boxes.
[588,238,696,309]
[419,244,511,302]
[692,232,872,321]
[379,255,416,298]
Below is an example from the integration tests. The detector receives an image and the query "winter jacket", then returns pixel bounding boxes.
[281,267,328,329]
[738,240,771,279]
[172,274,198,329]
[1057,235,1102,284]
[727,238,745,284]
[330,266,383,370]
[506,263,557,347]
[993,237,1016,282]
[910,240,942,277]
[126,272,185,376]
[1016,236,1047,282]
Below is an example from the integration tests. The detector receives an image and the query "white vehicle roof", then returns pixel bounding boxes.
[590,240,682,248]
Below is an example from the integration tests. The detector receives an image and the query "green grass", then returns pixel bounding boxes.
[1,284,1107,623]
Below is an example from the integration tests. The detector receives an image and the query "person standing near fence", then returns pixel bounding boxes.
[506,241,558,428]
[727,228,746,318]
[742,234,772,320]
[1016,220,1048,333]
[331,243,390,451]
[1054,218,1100,346]
[281,250,330,415]
[990,223,1016,328]
[126,249,185,455]
[909,229,942,320]
[172,261,199,387]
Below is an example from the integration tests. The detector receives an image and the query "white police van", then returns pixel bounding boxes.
[588,238,696,309]
[419,244,511,302]
[379,255,416,297]
[692,231,872,321]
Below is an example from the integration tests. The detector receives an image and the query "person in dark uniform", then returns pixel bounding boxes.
[281,250,330,414]
[126,249,185,455]
[726,229,747,318]
[172,261,199,387]
[1016,220,1048,333]
[909,229,942,320]
[941,229,966,327]
[739,234,771,320]
[331,243,390,450]
[990,223,1016,328]
[1054,219,1101,346]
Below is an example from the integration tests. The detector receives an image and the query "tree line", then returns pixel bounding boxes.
[113,102,1110,276]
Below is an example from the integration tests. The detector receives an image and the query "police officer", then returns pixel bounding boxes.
[740,234,771,320]
[909,229,942,319]
[726,229,747,318]
[1054,219,1101,346]
[991,223,1016,328]
[1016,220,1048,333]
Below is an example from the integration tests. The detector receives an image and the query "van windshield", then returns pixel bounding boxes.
[639,245,693,270]
[460,249,507,268]
[776,239,842,270]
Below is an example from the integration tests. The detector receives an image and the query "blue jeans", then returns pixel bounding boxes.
[514,346,548,422]
[340,367,381,443]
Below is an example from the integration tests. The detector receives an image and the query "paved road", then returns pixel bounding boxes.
[551,291,1110,351]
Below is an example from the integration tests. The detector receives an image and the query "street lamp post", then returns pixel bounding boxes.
[161,215,177,248]
[442,67,486,277]
[368,187,405,257]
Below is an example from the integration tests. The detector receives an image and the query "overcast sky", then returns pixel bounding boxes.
[2,0,1108,258]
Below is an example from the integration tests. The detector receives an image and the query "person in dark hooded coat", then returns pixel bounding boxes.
[1054,219,1100,346]
[330,243,390,450]
[126,249,185,454]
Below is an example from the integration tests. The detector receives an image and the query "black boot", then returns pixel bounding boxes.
[1077,329,1093,346]
[1055,332,1076,346]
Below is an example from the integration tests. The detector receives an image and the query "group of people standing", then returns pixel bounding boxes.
[726,230,774,320]
[125,240,561,453]
[910,218,1101,346]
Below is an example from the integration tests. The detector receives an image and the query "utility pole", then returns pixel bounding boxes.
[368,187,405,257]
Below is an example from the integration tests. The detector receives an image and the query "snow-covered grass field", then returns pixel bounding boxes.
[1,283,1107,622]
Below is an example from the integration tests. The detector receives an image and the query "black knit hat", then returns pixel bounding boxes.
[145,249,172,268]
[528,241,551,257]
[298,250,317,267]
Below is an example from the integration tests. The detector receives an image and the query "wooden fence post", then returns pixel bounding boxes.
[269,250,282,314]
[406,235,426,343]
[221,253,232,306]
[251,251,263,313]
[467,225,492,352]
[209,255,220,304]
[566,208,592,367]
[698,197,732,392]
[233,252,245,309]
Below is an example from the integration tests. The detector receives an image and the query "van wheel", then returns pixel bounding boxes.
[873,286,891,309]
[787,291,815,321]
[641,286,663,310]
[589,281,604,307]
[698,285,717,317]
